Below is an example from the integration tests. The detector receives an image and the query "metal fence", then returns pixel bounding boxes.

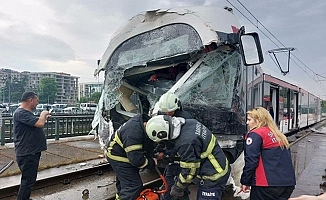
[0,114,95,146]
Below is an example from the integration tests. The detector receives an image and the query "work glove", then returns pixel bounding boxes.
[145,157,156,169]
[170,185,184,197]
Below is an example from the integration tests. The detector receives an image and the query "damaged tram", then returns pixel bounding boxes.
[92,6,264,163]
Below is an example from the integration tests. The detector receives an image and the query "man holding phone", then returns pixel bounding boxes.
[13,92,51,200]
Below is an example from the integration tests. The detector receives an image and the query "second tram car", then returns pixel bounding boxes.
[248,66,321,134]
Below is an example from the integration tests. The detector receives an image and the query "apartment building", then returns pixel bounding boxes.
[29,72,79,104]
[0,68,28,88]
[78,82,103,100]
[0,69,30,103]
[1,69,84,104]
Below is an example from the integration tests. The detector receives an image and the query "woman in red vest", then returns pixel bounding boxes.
[239,107,296,200]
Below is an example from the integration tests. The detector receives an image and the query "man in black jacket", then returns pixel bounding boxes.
[106,114,156,200]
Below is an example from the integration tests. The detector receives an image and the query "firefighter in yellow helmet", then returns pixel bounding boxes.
[146,115,230,200]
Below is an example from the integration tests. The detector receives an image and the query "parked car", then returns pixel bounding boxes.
[63,107,84,114]
[80,103,97,113]
[8,104,21,115]
[34,104,57,115]
[52,104,67,113]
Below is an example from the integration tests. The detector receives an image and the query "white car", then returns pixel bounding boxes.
[79,103,97,112]
[63,107,84,114]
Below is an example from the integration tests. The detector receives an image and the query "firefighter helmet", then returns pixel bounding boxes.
[158,92,181,112]
[146,115,172,142]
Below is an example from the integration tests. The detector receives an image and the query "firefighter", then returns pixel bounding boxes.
[157,92,192,119]
[157,92,193,200]
[146,115,231,200]
[106,114,156,200]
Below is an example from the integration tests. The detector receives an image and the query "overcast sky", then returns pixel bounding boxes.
[1,0,326,98]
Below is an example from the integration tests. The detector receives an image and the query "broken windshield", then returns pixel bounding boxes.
[102,23,203,111]
[175,50,241,108]
[106,23,202,69]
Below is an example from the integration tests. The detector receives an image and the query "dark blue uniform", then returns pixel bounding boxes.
[160,109,193,200]
[106,114,155,200]
[172,119,230,200]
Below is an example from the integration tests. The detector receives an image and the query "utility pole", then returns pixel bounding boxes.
[8,73,11,106]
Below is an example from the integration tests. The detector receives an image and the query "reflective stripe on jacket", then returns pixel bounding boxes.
[174,119,230,188]
[106,114,152,169]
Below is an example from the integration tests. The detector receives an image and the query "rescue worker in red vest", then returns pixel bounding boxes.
[146,115,230,200]
[239,107,296,200]
[106,114,156,200]
[157,92,193,200]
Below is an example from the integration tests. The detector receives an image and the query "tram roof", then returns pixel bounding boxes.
[95,6,241,75]
[260,66,306,91]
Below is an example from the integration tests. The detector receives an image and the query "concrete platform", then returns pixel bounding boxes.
[0,135,105,188]
[290,131,326,197]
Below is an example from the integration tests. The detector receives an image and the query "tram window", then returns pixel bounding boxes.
[109,24,202,68]
[175,50,241,108]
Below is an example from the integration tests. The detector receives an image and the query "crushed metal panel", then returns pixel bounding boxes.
[94,6,241,76]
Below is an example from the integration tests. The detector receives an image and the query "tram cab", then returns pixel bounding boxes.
[92,6,264,163]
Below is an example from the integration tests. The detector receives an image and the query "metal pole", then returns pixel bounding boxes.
[1,119,5,146]
[55,118,60,140]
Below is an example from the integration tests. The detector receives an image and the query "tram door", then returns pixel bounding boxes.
[289,92,299,130]
[270,87,278,124]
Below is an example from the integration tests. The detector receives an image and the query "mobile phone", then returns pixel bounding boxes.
[49,108,53,114]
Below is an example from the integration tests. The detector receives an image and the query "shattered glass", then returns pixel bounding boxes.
[175,50,239,107]
[103,23,202,112]
[172,50,246,135]
[91,23,203,132]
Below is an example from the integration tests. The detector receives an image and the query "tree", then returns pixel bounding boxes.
[79,96,88,103]
[38,77,58,104]
[91,92,101,103]
[2,77,25,103]
[322,100,326,113]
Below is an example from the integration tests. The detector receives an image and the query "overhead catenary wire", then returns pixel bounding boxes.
[226,0,326,95]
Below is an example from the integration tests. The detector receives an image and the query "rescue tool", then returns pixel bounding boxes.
[136,166,168,200]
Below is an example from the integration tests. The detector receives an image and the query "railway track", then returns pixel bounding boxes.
[0,162,112,199]
[0,160,162,200]
[1,120,325,200]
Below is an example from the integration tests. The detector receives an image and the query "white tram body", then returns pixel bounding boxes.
[91,6,320,163]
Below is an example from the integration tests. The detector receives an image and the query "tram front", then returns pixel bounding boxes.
[92,6,263,163]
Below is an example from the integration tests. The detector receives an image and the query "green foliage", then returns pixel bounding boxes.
[38,77,58,104]
[91,92,101,103]
[322,100,326,113]
[79,96,88,103]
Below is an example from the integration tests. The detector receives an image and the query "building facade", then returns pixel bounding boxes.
[29,72,79,104]
[1,68,79,104]
[78,82,103,100]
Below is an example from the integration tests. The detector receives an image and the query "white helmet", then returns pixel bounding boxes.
[146,115,173,142]
[158,92,181,112]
